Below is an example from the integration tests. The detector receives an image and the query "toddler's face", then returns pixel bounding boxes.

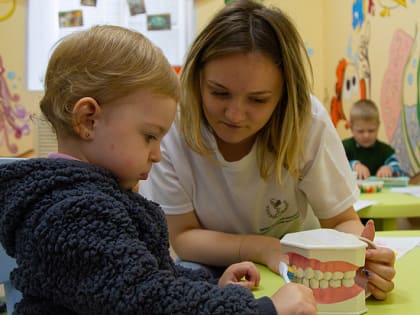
[88,88,177,190]
[350,119,378,148]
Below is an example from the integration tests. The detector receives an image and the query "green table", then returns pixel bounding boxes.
[357,188,420,230]
[253,230,420,314]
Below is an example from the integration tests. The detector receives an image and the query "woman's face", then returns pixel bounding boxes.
[200,52,283,158]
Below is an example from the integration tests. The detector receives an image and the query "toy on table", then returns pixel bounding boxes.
[368,176,409,187]
[280,229,368,315]
[357,180,383,193]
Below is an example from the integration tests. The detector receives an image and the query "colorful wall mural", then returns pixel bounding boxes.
[1,0,419,175]
[0,55,30,155]
[330,0,419,176]
[0,0,16,22]
[383,26,420,175]
[0,0,35,157]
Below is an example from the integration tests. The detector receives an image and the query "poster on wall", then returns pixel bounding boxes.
[26,0,194,91]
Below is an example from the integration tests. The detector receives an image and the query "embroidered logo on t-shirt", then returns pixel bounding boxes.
[260,198,300,234]
[265,198,288,218]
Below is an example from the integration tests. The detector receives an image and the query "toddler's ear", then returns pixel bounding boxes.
[72,97,101,140]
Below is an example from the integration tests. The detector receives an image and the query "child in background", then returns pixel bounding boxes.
[343,99,406,179]
[0,25,316,315]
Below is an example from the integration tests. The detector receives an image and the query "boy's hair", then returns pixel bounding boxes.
[179,0,313,183]
[40,25,180,137]
[350,99,380,124]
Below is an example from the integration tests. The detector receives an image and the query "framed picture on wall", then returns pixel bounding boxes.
[27,0,194,91]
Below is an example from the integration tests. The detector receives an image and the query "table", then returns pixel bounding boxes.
[357,188,420,230]
[253,230,420,314]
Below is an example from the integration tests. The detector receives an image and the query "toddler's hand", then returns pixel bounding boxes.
[271,283,317,315]
[218,261,260,289]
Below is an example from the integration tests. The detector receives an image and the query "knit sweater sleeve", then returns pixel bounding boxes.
[384,153,407,176]
[174,263,214,281]
[28,194,275,315]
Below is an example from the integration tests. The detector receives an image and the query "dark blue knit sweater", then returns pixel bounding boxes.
[0,158,275,315]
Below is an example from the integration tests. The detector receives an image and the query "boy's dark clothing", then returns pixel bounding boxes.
[342,137,404,176]
[0,158,275,315]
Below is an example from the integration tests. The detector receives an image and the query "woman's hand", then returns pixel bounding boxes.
[361,220,396,300]
[266,252,289,275]
[254,236,288,275]
[218,261,260,289]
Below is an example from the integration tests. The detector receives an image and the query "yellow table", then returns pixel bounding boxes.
[253,230,420,314]
[357,188,420,230]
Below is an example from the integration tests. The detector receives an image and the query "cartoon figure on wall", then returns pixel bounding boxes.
[0,0,16,22]
[377,0,407,17]
[352,0,375,30]
[330,60,367,130]
[332,4,372,132]
[334,0,418,175]
[0,55,31,155]
[353,0,407,19]
[381,27,420,175]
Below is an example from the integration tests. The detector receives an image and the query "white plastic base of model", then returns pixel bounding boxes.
[318,290,367,315]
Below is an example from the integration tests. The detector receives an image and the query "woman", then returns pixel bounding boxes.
[140,0,395,300]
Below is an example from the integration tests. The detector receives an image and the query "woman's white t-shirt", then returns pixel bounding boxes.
[140,95,359,238]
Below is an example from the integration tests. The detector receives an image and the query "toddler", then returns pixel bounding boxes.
[0,25,315,314]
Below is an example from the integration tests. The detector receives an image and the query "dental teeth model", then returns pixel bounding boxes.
[280,229,368,315]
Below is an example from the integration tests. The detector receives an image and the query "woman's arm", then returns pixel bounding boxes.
[167,208,364,273]
[318,206,364,234]
[167,211,286,273]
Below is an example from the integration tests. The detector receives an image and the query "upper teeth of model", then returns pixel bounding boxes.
[293,267,356,289]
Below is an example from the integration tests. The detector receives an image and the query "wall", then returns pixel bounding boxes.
[0,0,42,157]
[189,0,420,176]
[1,0,419,175]
[324,0,420,175]
[1,0,324,157]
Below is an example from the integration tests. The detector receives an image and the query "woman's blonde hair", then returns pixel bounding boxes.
[179,0,313,183]
[40,25,180,137]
